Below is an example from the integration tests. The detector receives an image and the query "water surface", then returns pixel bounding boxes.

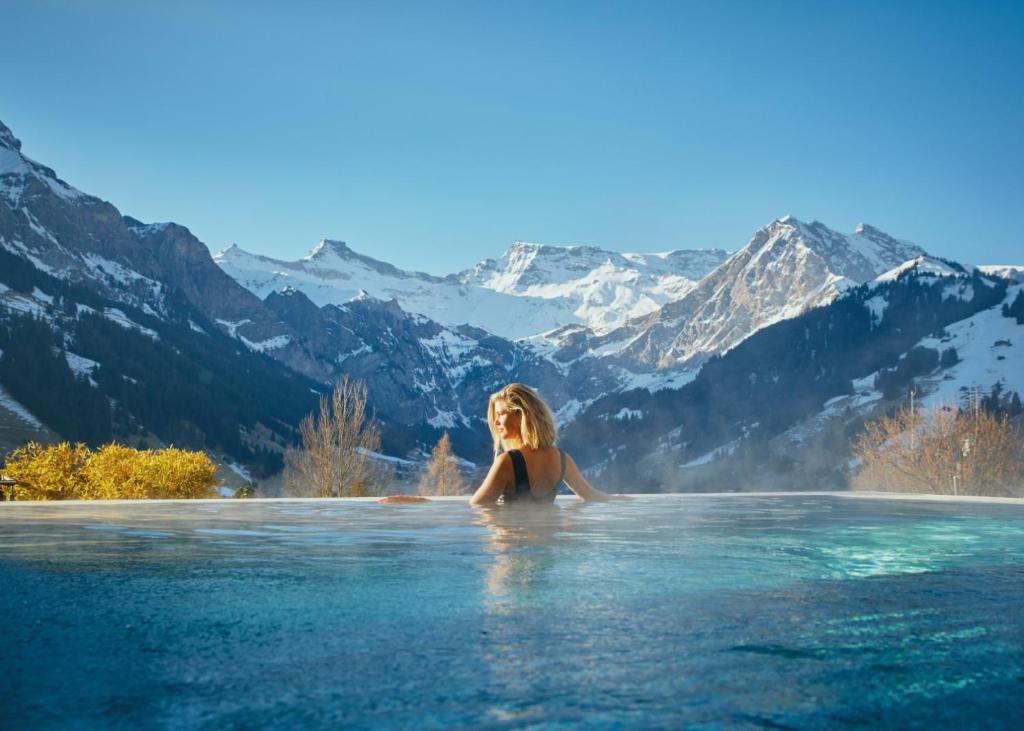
[2,494,1022,729]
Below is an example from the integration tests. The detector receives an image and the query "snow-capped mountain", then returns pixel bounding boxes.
[560,216,929,372]
[214,238,729,339]
[460,242,729,332]
[4,115,1021,483]
[214,215,932,393]
[0,118,627,464]
[563,262,1020,490]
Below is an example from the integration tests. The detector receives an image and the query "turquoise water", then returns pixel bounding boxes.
[1,494,1022,729]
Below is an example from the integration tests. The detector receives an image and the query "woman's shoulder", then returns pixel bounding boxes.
[491,452,514,469]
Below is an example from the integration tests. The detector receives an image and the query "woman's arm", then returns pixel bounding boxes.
[469,454,512,506]
[562,453,628,501]
[379,495,431,504]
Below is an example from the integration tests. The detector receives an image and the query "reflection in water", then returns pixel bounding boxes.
[474,504,566,616]
[473,505,572,723]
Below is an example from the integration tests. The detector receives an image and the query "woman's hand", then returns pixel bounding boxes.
[378,495,431,504]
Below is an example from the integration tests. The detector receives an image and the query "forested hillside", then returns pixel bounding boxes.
[0,245,319,476]
[563,270,1010,489]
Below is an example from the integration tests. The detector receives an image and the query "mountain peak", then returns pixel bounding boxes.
[304,239,351,260]
[124,217,173,238]
[765,214,812,234]
[0,119,21,151]
[854,223,886,237]
[507,241,547,255]
[737,215,930,291]
[213,242,245,259]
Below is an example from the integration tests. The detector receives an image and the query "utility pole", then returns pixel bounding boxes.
[909,387,916,451]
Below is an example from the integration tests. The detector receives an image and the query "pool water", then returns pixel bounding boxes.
[1,494,1022,729]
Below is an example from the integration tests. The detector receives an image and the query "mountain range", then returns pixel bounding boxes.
[215,239,730,339]
[1,117,1021,489]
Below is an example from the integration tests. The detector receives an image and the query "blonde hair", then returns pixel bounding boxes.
[487,383,558,455]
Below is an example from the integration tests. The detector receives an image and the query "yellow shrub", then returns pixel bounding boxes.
[3,442,89,500]
[81,444,151,499]
[2,442,219,500]
[141,448,218,499]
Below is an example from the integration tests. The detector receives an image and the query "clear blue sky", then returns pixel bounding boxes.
[3,0,1022,273]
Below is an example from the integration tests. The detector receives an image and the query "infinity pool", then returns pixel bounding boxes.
[2,494,1022,729]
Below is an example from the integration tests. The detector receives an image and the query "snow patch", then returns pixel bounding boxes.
[0,383,45,428]
[214,318,253,337]
[225,462,253,483]
[356,447,417,466]
[126,221,171,237]
[427,409,462,429]
[621,367,698,392]
[65,352,100,377]
[239,334,290,353]
[864,295,888,323]
[103,308,159,340]
[0,290,50,318]
[684,439,740,467]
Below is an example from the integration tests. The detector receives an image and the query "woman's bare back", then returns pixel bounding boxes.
[513,446,565,497]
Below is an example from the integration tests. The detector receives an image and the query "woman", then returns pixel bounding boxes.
[381,383,624,505]
[469,383,620,505]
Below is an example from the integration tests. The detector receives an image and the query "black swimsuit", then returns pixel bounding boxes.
[500,448,566,504]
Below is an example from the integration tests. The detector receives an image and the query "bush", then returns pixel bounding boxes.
[2,442,218,500]
[80,443,152,499]
[852,404,1024,497]
[2,442,89,500]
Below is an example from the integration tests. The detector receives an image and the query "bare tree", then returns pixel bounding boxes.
[418,432,468,496]
[285,376,393,497]
[852,401,1024,497]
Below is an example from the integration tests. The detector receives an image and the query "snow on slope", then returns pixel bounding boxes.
[0,122,85,204]
[915,284,1024,409]
[214,239,728,340]
[0,382,44,428]
[978,265,1024,284]
[462,242,729,331]
[875,256,965,283]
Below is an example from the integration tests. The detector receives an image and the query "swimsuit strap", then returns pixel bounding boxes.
[559,449,566,484]
[507,449,531,495]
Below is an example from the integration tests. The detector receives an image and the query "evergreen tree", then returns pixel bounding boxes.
[418,432,468,496]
